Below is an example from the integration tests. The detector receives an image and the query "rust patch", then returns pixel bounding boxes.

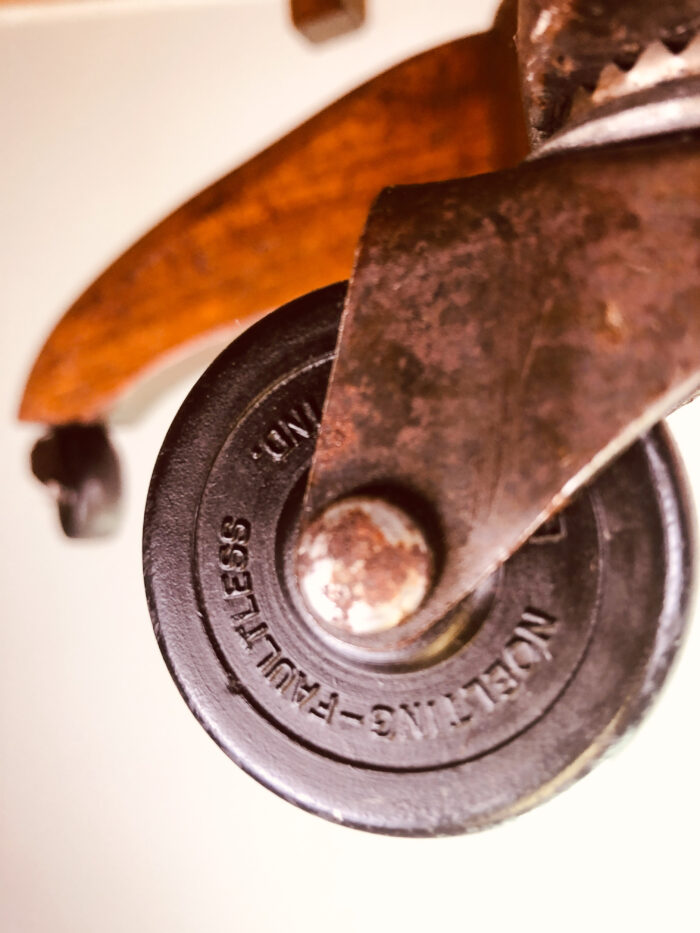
[296,497,433,636]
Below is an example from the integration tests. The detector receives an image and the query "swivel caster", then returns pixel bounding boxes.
[144,283,693,836]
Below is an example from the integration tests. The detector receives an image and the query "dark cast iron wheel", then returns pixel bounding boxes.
[144,282,694,836]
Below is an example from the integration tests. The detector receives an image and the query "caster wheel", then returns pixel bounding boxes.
[144,282,694,836]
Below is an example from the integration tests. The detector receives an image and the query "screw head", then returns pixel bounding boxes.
[295,495,433,636]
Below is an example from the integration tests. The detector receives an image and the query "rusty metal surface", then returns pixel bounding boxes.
[537,71,700,156]
[517,0,700,146]
[304,133,700,637]
[296,495,433,635]
[532,29,700,155]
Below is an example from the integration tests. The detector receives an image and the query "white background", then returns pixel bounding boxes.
[2,1,700,931]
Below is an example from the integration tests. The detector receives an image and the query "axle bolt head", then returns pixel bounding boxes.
[296,495,433,636]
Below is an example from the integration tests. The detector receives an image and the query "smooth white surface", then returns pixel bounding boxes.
[1,2,699,931]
